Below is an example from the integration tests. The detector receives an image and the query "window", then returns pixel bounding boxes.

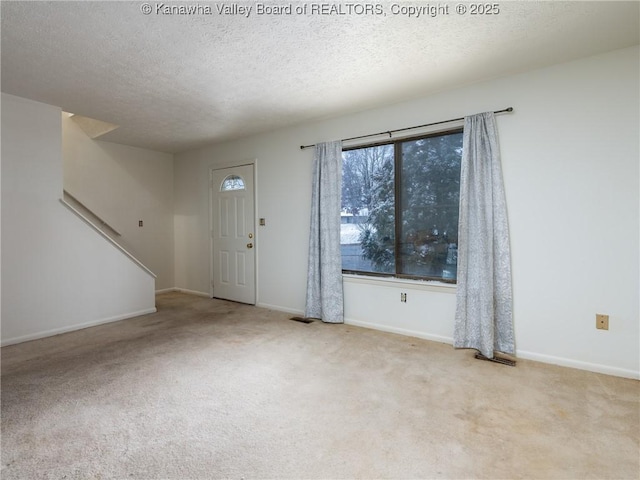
[220,175,245,191]
[341,129,463,282]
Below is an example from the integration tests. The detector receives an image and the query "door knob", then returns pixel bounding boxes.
[247,243,253,249]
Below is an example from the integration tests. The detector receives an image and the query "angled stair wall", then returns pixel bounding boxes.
[1,93,157,346]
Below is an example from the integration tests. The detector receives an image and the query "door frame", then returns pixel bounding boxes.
[209,160,258,303]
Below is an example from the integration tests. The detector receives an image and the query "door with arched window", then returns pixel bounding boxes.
[211,164,255,304]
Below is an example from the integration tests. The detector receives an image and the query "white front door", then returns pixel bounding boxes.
[211,165,255,304]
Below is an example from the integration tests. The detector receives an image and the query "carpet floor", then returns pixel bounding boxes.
[1,292,638,479]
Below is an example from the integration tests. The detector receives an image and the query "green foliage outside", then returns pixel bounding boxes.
[342,132,463,279]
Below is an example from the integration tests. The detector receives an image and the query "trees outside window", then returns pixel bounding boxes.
[340,129,463,282]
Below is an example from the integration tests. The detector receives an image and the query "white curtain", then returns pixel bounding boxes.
[454,112,515,358]
[305,141,344,323]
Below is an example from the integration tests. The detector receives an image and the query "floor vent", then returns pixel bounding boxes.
[475,352,517,367]
[290,316,314,324]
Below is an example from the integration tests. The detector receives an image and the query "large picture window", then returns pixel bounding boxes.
[341,129,463,282]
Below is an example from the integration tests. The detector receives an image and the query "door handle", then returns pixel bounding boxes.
[247,243,253,249]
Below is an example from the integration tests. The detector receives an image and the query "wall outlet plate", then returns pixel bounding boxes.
[596,314,609,330]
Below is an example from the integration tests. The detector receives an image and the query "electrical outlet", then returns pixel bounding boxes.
[596,314,609,330]
[400,293,407,303]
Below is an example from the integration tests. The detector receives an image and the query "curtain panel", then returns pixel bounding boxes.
[453,112,515,358]
[305,140,344,323]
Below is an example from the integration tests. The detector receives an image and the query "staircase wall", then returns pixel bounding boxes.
[62,113,175,290]
[1,93,156,345]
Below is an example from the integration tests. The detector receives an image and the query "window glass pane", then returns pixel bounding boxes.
[341,144,395,274]
[399,132,462,280]
[221,175,245,191]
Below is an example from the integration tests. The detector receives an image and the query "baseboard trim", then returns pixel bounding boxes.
[174,288,211,298]
[344,318,639,380]
[0,308,157,347]
[344,318,453,346]
[156,288,211,298]
[256,302,305,316]
[516,350,640,380]
[155,288,176,295]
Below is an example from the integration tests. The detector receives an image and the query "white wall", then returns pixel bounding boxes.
[1,93,157,345]
[174,46,639,379]
[63,115,175,290]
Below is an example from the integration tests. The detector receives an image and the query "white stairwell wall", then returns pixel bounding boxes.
[62,189,125,244]
[1,93,157,346]
[62,113,175,290]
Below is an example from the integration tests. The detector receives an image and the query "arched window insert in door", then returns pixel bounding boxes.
[220,175,245,191]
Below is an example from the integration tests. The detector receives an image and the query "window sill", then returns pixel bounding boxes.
[342,273,456,294]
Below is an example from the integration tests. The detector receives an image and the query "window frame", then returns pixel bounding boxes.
[341,127,464,284]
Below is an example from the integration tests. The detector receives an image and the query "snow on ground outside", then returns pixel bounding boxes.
[340,223,362,244]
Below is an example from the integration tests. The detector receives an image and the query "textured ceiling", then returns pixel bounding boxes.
[2,1,639,153]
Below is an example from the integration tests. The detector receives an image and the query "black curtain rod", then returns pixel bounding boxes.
[299,107,513,150]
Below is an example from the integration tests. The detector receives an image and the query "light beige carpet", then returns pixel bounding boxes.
[2,292,638,479]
